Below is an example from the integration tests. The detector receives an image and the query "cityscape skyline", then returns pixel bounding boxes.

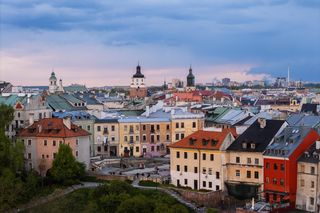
[1,0,320,86]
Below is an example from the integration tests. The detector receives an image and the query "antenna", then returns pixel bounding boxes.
[287,66,290,87]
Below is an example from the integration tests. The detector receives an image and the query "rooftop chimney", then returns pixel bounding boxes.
[316,140,320,150]
[145,106,150,117]
[63,116,72,129]
[29,113,34,126]
[258,117,266,129]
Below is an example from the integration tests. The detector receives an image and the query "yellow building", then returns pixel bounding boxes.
[118,118,141,157]
[169,129,236,191]
[94,118,119,157]
[225,119,286,200]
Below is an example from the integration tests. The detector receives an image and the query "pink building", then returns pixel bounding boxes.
[19,117,90,175]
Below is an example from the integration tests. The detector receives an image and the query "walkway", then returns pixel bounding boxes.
[131,179,206,213]
[14,182,101,213]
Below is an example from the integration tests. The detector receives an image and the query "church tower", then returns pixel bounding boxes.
[185,66,196,92]
[129,63,147,98]
[49,72,58,94]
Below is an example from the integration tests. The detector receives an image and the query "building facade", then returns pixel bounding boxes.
[19,118,90,175]
[169,129,236,191]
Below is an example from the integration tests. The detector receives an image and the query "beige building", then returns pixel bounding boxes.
[118,118,141,157]
[225,119,286,200]
[94,118,119,157]
[296,141,320,212]
[169,129,236,191]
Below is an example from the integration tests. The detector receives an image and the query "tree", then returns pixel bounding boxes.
[116,195,154,213]
[50,144,85,185]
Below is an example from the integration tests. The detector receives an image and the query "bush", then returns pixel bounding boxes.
[139,180,160,187]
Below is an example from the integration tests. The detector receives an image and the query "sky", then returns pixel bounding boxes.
[0,0,319,86]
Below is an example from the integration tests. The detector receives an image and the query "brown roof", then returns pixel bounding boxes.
[169,129,237,150]
[18,118,90,138]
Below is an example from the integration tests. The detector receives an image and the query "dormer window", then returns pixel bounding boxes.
[211,139,218,146]
[251,143,256,149]
[202,139,208,146]
[242,143,247,149]
[189,138,196,145]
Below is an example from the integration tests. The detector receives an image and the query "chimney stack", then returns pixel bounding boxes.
[63,116,72,129]
[258,117,266,129]
[29,113,34,126]
[145,106,150,117]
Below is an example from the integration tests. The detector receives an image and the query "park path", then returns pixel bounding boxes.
[12,182,101,213]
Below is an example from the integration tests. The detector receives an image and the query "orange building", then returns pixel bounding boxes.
[19,117,90,175]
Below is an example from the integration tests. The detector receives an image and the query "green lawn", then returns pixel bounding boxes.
[24,180,193,213]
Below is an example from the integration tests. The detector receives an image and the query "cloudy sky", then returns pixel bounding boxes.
[0,0,319,86]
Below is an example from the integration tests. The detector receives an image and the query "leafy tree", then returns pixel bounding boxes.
[50,144,85,185]
[116,195,154,213]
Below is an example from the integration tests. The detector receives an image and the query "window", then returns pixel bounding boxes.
[280,164,285,171]
[166,134,170,141]
[310,197,315,206]
[97,146,101,152]
[194,152,198,160]
[124,125,127,131]
[247,158,251,164]
[184,179,188,185]
[17,112,20,118]
[311,181,315,188]
[87,125,90,131]
[156,146,160,151]
[216,172,220,179]
[111,137,115,141]
[175,134,179,140]
[44,140,47,146]
[194,167,198,173]
[177,165,180,171]
[266,162,270,169]
[176,151,180,158]
[255,158,259,165]
[209,182,212,188]
[247,171,251,178]
[28,153,31,159]
[156,135,160,141]
[111,125,115,131]
[236,170,240,177]
[28,139,32,146]
[192,122,196,128]
[274,163,278,170]
[42,154,45,159]
[210,154,214,161]
[177,180,180,186]
[156,125,160,130]
[136,147,139,152]
[202,153,206,160]
[250,143,256,149]
[202,167,206,174]
[181,123,184,128]
[176,123,179,128]
[280,179,284,186]
[184,152,188,159]
[124,136,128,142]
[300,164,305,172]
[266,177,270,183]
[76,139,79,145]
[236,156,240,163]
[151,146,155,151]
[203,181,206,188]
[311,166,315,175]
[184,166,188,172]
[181,133,185,139]
[53,153,57,159]
[136,125,139,131]
[242,143,247,149]
[97,126,101,132]
[166,125,170,130]
[254,171,259,179]
[143,125,146,131]
[273,178,277,184]
[136,136,139,142]
[53,140,56,146]
[208,168,212,175]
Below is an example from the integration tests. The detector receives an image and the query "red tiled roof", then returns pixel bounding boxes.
[18,118,90,138]
[169,129,237,150]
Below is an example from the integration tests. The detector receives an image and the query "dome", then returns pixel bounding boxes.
[49,72,57,81]
[133,64,145,78]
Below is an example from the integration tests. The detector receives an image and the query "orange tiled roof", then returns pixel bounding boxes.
[169,129,236,150]
[18,118,90,138]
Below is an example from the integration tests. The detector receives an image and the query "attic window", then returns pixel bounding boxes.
[211,139,218,146]
[250,143,256,149]
[189,138,196,145]
[202,139,209,146]
[242,143,247,149]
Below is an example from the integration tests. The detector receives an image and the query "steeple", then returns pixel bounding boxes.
[187,65,195,87]
[133,62,144,78]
